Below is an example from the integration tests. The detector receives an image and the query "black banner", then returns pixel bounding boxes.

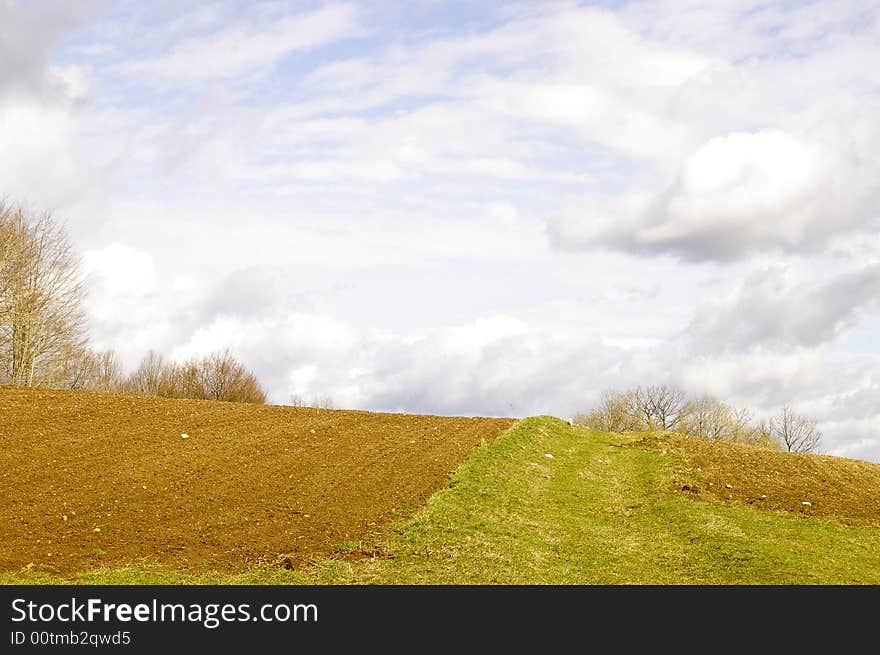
[1,585,874,650]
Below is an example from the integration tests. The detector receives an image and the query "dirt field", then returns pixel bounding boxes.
[0,386,514,574]
[637,433,880,526]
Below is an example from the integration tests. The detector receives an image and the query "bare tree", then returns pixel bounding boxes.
[770,406,822,453]
[574,389,644,432]
[678,397,781,448]
[126,350,166,395]
[58,347,125,393]
[0,204,86,387]
[288,393,335,409]
[157,360,184,398]
[0,205,22,381]
[577,385,796,452]
[199,350,266,403]
[634,385,688,430]
[726,406,754,441]
[157,350,266,404]
[681,395,731,440]
[0,205,18,338]
[60,345,97,390]
[90,350,125,393]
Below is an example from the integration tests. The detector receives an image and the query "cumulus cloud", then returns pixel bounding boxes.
[670,262,880,423]
[685,263,880,354]
[825,423,880,462]
[83,242,158,298]
[0,0,102,95]
[81,254,669,419]
[0,1,110,217]
[167,312,653,417]
[679,348,880,461]
[642,131,856,256]
[680,346,826,407]
[549,130,877,260]
[81,243,181,361]
[795,371,880,461]
[0,101,77,201]
[540,1,880,261]
[198,267,288,320]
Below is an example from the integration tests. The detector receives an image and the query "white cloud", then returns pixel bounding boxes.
[478,79,690,161]
[685,263,880,353]
[83,242,157,298]
[644,131,846,252]
[680,347,826,408]
[825,426,880,461]
[550,129,876,260]
[0,100,75,198]
[0,2,111,223]
[0,0,100,94]
[48,64,91,102]
[244,158,407,183]
[117,4,360,83]
[81,243,174,363]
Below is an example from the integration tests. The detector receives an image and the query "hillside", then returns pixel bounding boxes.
[3,393,879,584]
[0,386,514,574]
[642,431,880,526]
[297,417,878,584]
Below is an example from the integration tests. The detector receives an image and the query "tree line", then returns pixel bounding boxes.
[66,348,267,404]
[574,385,821,453]
[1,202,266,403]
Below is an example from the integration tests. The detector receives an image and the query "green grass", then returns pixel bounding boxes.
[3,417,879,584]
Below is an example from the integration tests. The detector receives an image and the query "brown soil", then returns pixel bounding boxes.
[637,432,880,526]
[0,386,514,574]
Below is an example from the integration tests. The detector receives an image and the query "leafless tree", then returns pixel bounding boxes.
[157,350,266,404]
[574,389,644,432]
[770,406,822,453]
[198,350,266,403]
[678,397,780,448]
[576,385,784,450]
[0,204,86,387]
[0,206,17,333]
[58,348,125,393]
[126,350,166,396]
[288,393,335,409]
[90,350,125,393]
[156,360,183,398]
[314,395,335,409]
[0,205,21,382]
[58,345,94,390]
[634,385,688,430]
[680,394,731,440]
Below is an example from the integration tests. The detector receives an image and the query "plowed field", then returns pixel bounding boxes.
[0,386,514,574]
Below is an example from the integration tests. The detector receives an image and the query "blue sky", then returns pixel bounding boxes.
[2,0,880,461]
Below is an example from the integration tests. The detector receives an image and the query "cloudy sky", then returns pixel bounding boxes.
[2,0,879,461]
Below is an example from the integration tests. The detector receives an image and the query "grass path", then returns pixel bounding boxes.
[304,416,879,584]
[4,417,879,584]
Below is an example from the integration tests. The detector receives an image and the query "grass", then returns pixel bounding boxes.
[3,417,878,584]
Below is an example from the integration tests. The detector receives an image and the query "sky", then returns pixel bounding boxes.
[2,0,879,461]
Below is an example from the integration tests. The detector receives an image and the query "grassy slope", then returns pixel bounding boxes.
[4,417,878,584]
